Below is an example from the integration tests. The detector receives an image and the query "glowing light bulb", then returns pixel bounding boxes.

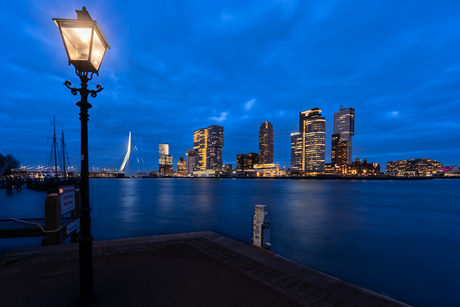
[74,28,92,43]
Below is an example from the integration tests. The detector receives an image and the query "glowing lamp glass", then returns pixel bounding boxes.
[53,18,110,74]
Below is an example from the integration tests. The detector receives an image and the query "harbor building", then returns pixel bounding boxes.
[259,121,273,164]
[290,108,326,173]
[333,106,355,165]
[348,157,380,176]
[386,158,442,176]
[193,125,224,171]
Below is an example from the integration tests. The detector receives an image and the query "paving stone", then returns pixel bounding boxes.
[297,299,313,307]
[292,281,307,290]
[284,291,300,301]
[277,280,291,289]
[286,277,297,284]
[261,281,273,287]
[270,271,280,277]
[270,277,283,284]
[263,274,274,281]
[287,285,301,293]
[325,296,339,304]
[304,286,318,295]
[256,271,267,277]
[295,288,310,299]
[337,302,355,307]
[317,299,334,307]
[307,291,329,303]
[277,274,288,281]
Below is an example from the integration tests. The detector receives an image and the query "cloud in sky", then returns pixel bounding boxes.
[1,0,460,171]
[244,99,256,110]
[210,112,229,123]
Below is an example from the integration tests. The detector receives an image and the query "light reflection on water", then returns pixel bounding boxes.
[1,178,459,306]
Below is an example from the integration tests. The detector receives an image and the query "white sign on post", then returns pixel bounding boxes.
[253,205,271,249]
[59,185,75,215]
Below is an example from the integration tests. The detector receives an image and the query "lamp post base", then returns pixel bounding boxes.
[77,293,99,305]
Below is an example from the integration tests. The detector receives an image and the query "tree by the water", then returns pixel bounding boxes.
[0,153,20,176]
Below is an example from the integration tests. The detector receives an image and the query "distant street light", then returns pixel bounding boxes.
[53,6,110,303]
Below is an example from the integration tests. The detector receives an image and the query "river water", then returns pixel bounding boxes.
[1,178,459,306]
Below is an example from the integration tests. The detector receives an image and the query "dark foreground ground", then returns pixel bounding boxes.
[0,232,411,307]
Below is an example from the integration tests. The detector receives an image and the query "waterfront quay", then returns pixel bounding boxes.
[0,232,409,307]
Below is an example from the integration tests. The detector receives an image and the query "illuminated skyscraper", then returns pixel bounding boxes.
[259,121,273,164]
[159,143,169,161]
[206,124,224,170]
[159,143,173,175]
[290,132,302,171]
[193,128,207,170]
[333,106,354,165]
[193,124,224,171]
[290,108,326,172]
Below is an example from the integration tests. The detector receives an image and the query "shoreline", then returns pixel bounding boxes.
[91,175,450,180]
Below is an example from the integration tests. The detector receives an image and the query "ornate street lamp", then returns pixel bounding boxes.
[53,7,110,303]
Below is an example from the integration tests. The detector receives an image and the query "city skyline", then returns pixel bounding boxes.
[1,1,460,171]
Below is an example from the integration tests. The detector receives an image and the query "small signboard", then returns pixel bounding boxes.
[67,218,80,235]
[253,205,271,249]
[59,185,75,215]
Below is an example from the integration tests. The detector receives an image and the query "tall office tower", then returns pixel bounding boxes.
[159,143,169,171]
[185,149,196,175]
[193,124,224,171]
[259,121,273,164]
[290,108,326,172]
[246,153,259,169]
[206,125,224,170]
[333,106,354,165]
[193,128,207,170]
[290,132,302,171]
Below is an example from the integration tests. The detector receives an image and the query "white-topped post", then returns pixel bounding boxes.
[253,205,271,250]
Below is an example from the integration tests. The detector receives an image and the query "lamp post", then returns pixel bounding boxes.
[53,7,110,303]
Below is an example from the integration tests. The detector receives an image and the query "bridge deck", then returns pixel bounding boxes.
[0,218,78,239]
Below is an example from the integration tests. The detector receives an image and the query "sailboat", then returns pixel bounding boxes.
[43,117,77,191]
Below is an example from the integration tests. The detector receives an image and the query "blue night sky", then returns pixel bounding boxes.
[1,0,459,172]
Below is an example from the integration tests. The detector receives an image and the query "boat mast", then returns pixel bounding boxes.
[61,124,66,180]
[53,116,58,178]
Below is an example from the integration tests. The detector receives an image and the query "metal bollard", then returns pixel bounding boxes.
[253,205,271,250]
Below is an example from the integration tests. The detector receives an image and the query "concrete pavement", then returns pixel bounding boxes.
[0,232,411,307]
